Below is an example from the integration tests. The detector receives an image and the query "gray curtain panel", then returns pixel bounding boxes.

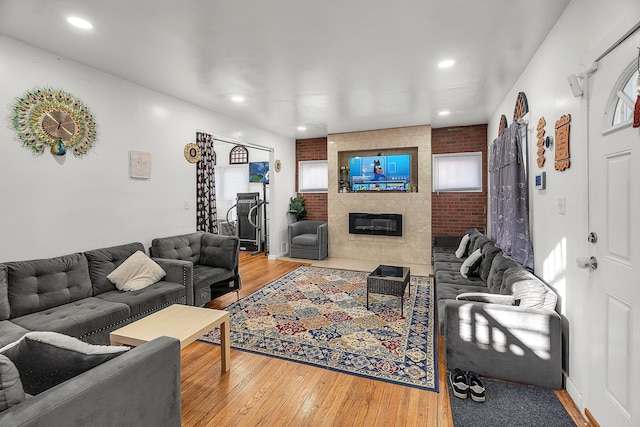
[196,132,219,234]
[489,122,534,271]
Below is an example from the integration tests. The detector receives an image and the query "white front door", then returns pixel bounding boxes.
[587,30,640,427]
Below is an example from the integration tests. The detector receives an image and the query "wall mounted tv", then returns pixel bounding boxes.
[349,154,411,191]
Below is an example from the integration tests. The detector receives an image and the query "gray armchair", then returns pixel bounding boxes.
[288,220,328,260]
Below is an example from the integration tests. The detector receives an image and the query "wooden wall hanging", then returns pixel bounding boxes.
[498,114,508,136]
[513,92,529,120]
[536,117,546,168]
[229,145,249,164]
[554,114,571,171]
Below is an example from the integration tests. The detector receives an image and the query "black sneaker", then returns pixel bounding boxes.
[466,371,485,402]
[448,368,469,399]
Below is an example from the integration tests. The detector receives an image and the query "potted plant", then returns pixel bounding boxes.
[288,196,307,222]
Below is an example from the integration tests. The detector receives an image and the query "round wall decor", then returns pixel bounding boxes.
[10,87,97,157]
[274,159,282,172]
[184,143,201,163]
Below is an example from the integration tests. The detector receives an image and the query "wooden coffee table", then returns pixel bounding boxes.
[110,304,230,372]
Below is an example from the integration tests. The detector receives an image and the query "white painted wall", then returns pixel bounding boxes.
[0,35,295,262]
[489,0,640,413]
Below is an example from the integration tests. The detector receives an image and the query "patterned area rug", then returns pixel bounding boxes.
[200,266,437,391]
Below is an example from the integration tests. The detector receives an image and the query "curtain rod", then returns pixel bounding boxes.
[195,130,273,153]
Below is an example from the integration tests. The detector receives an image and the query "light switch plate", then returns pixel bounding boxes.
[557,197,566,215]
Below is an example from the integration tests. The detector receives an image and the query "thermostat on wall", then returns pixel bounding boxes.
[535,172,546,190]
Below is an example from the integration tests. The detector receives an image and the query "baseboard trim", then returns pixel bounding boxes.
[585,408,600,427]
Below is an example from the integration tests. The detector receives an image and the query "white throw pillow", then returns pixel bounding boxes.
[460,249,482,278]
[455,234,471,258]
[107,251,166,291]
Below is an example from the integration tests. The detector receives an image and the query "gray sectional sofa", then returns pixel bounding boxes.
[434,228,563,389]
[0,241,189,346]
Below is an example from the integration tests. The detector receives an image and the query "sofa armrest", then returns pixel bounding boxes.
[443,299,563,389]
[152,258,194,306]
[0,336,182,426]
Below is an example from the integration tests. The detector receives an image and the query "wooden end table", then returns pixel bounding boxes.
[110,304,230,372]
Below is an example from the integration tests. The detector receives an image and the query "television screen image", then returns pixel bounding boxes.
[349,154,410,191]
[249,161,269,183]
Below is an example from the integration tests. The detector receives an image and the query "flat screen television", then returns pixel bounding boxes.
[349,154,411,191]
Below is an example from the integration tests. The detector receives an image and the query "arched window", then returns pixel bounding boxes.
[605,61,639,133]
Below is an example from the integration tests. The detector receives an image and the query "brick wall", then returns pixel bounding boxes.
[431,124,488,240]
[296,126,487,234]
[295,137,328,221]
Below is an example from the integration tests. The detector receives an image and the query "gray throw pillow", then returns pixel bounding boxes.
[0,331,129,395]
[0,354,25,411]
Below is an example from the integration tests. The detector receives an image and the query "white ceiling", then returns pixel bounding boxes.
[0,0,570,139]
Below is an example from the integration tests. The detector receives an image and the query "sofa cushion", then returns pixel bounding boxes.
[455,234,470,258]
[150,232,203,265]
[0,354,25,411]
[10,297,130,340]
[0,331,128,395]
[486,253,521,294]
[433,260,465,272]
[6,253,92,318]
[85,242,146,296]
[0,265,9,321]
[200,233,238,270]
[478,243,502,282]
[193,265,233,289]
[471,235,491,252]
[460,249,482,278]
[503,267,557,310]
[96,281,186,317]
[435,270,485,287]
[107,251,166,292]
[433,251,463,263]
[291,234,318,246]
[437,283,489,301]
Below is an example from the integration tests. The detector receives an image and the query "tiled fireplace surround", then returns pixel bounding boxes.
[327,126,432,266]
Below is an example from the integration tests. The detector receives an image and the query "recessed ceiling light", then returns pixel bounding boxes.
[438,59,455,68]
[439,110,451,116]
[231,95,245,103]
[67,17,93,30]
[297,126,307,131]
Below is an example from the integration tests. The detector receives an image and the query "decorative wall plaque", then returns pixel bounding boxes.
[536,117,546,168]
[554,114,571,171]
[130,150,151,179]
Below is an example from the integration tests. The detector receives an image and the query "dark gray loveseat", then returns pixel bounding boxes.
[150,231,241,307]
[434,228,563,389]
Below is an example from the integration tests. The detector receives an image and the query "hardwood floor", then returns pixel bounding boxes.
[181,252,586,426]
